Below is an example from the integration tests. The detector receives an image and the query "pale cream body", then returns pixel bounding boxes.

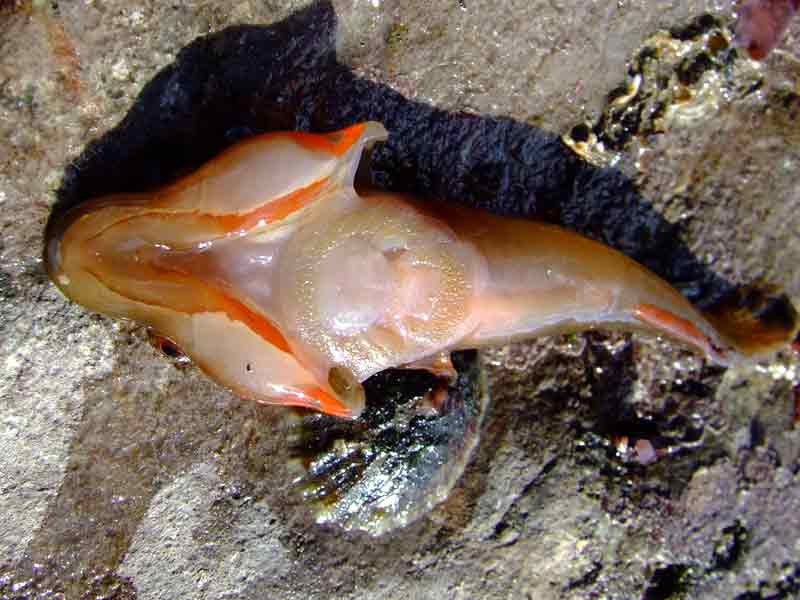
[45,122,797,418]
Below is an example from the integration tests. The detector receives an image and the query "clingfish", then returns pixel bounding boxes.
[45,122,799,418]
[735,0,799,60]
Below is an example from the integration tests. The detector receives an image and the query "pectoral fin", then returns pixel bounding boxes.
[399,352,458,380]
[154,121,388,225]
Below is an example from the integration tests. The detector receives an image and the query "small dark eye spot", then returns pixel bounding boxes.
[159,339,184,359]
[246,363,253,373]
[146,329,190,365]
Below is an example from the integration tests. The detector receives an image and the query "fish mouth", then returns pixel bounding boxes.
[44,194,155,293]
[43,203,81,291]
[44,222,65,287]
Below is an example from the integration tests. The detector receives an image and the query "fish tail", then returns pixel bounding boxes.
[704,284,799,359]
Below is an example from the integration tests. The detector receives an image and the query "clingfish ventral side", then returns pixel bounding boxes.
[45,122,799,418]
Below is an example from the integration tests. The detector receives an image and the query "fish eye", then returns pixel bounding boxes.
[147,330,190,365]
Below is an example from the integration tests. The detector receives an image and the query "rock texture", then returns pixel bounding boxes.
[1,1,799,599]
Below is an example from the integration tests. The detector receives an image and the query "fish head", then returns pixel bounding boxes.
[43,123,392,418]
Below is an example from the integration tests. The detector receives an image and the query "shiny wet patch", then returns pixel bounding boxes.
[287,351,487,535]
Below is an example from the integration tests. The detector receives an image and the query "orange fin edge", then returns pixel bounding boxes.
[214,176,329,233]
[634,303,715,357]
[290,123,368,156]
[279,385,354,418]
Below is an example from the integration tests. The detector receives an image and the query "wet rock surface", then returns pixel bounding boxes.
[1,1,799,599]
[289,351,488,536]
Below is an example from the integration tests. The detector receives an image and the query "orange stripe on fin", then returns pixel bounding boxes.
[296,385,352,417]
[215,177,329,234]
[634,303,712,355]
[88,261,292,355]
[260,384,351,417]
[290,123,368,157]
[217,294,292,355]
